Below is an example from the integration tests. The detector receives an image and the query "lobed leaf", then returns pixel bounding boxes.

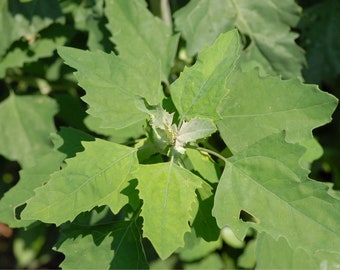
[21,139,138,225]
[171,30,240,121]
[58,46,163,130]
[173,0,235,57]
[105,0,179,83]
[174,0,304,79]
[56,210,147,269]
[0,127,94,228]
[213,133,340,265]
[0,93,58,168]
[135,161,202,259]
[217,69,338,154]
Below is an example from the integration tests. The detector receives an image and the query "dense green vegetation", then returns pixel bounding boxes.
[0,0,339,268]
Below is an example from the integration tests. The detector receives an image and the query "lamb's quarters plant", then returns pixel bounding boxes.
[14,29,340,268]
[0,0,339,269]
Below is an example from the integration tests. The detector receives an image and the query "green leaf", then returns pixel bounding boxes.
[0,127,94,228]
[105,0,179,82]
[174,0,304,79]
[178,229,222,262]
[0,93,58,168]
[0,24,74,78]
[234,0,304,79]
[171,30,240,121]
[191,185,220,242]
[21,139,138,225]
[238,239,256,269]
[0,0,64,59]
[299,138,323,169]
[84,115,144,144]
[58,46,163,130]
[217,69,338,153]
[256,232,319,268]
[183,253,225,270]
[56,209,147,269]
[57,225,113,269]
[184,148,220,184]
[299,0,340,84]
[175,118,216,153]
[173,0,235,57]
[212,133,340,264]
[135,161,202,259]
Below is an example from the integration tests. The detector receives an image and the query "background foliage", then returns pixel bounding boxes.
[0,0,339,269]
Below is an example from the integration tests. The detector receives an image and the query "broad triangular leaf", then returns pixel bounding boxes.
[171,30,240,121]
[105,0,179,83]
[0,93,58,167]
[217,69,338,153]
[21,139,138,225]
[56,208,147,269]
[174,0,304,79]
[213,133,340,264]
[57,46,163,130]
[136,162,202,259]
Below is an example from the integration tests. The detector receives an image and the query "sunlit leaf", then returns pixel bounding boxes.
[135,161,202,259]
[21,139,138,225]
[171,30,240,121]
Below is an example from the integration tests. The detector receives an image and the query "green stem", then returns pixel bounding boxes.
[193,146,227,163]
[160,0,172,27]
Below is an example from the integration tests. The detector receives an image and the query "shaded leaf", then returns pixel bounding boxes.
[171,30,240,121]
[185,148,220,184]
[183,253,225,270]
[299,0,340,84]
[136,161,202,259]
[0,0,64,58]
[191,180,220,242]
[238,239,256,269]
[0,93,58,168]
[0,24,73,78]
[0,127,93,228]
[178,229,222,262]
[84,115,144,144]
[21,139,138,225]
[174,0,304,79]
[56,209,147,269]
